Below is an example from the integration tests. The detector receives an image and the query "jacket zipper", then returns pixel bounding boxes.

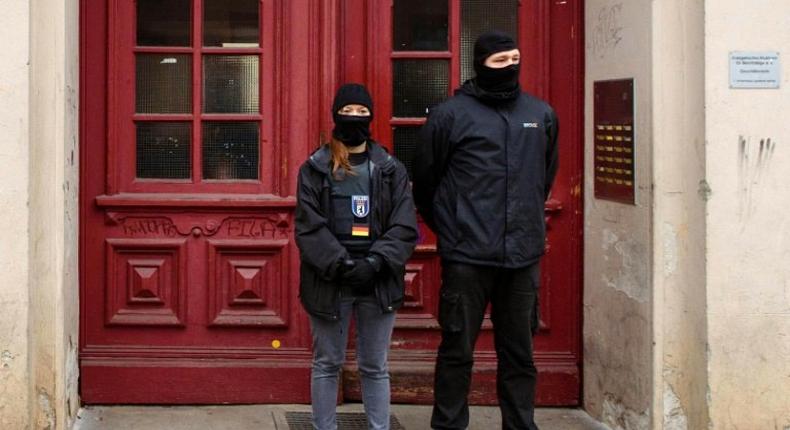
[501,108,510,266]
[369,160,387,312]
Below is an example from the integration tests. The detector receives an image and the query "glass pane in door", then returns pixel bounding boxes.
[203,0,260,47]
[393,127,420,179]
[203,55,260,113]
[393,0,448,51]
[393,60,449,117]
[137,0,191,47]
[136,54,192,114]
[202,122,259,180]
[136,122,191,179]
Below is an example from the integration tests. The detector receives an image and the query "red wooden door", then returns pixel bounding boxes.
[340,0,584,405]
[80,0,582,405]
[80,0,320,403]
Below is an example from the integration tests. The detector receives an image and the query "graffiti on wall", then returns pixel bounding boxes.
[738,135,777,221]
[591,3,624,59]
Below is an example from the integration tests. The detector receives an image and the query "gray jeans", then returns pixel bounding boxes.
[309,294,396,430]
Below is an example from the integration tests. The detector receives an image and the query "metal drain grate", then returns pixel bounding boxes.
[284,411,405,429]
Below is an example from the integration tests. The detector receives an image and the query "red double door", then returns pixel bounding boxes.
[80,0,583,405]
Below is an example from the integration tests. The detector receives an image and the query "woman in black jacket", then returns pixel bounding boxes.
[295,83,418,430]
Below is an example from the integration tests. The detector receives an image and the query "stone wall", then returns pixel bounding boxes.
[0,0,31,428]
[28,0,81,428]
[705,0,790,428]
[584,1,654,428]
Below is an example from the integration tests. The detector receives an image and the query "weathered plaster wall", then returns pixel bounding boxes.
[651,1,708,429]
[28,0,80,428]
[0,0,31,428]
[705,1,790,428]
[584,1,653,428]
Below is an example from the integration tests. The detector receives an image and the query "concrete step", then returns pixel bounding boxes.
[75,404,611,430]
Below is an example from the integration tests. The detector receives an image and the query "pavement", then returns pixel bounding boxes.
[74,404,611,430]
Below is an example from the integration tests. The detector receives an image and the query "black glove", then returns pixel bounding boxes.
[332,258,355,281]
[342,255,382,295]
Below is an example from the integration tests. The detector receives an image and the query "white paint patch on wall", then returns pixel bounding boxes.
[602,393,650,430]
[663,381,688,430]
[662,223,678,276]
[601,228,650,303]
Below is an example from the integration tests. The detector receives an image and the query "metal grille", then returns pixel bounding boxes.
[460,0,519,83]
[203,55,260,113]
[203,0,260,47]
[394,126,420,180]
[284,412,405,430]
[393,59,448,118]
[393,0,448,51]
[137,0,191,47]
[136,122,191,179]
[136,54,192,114]
[202,122,259,180]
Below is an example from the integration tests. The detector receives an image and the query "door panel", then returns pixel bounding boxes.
[80,0,316,404]
[341,0,584,406]
[81,0,582,405]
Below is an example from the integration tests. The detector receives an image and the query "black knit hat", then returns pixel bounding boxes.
[332,83,373,118]
[473,30,518,71]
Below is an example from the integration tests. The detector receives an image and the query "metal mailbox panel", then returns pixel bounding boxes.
[594,79,635,204]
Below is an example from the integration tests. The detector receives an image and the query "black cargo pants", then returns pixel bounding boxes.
[431,261,540,430]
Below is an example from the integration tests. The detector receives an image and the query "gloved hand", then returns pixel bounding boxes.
[332,258,356,281]
[342,255,382,295]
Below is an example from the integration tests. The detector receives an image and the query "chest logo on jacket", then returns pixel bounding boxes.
[522,122,539,128]
[351,195,370,218]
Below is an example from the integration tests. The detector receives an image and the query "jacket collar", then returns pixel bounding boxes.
[457,79,521,106]
[307,141,396,175]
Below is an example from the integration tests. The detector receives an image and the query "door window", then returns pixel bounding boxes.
[112,0,277,192]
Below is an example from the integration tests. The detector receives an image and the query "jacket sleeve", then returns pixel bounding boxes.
[369,163,419,273]
[544,107,560,201]
[413,108,452,232]
[294,164,349,281]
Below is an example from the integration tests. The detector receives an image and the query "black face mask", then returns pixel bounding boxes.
[332,114,372,147]
[475,63,521,94]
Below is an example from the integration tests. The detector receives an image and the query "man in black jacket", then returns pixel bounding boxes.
[414,31,559,430]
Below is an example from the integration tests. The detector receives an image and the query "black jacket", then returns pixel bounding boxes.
[295,142,418,320]
[413,81,559,268]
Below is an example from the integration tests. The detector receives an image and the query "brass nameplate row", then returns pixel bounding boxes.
[593,79,635,204]
[594,124,634,187]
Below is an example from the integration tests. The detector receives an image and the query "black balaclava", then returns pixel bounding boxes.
[473,30,520,95]
[332,83,374,147]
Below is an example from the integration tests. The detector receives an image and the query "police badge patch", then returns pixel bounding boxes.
[351,195,370,218]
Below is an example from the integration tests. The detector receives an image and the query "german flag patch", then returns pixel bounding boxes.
[351,224,370,237]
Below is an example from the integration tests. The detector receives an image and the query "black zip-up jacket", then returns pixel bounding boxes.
[413,80,559,268]
[295,142,418,320]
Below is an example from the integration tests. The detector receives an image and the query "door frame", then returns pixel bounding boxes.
[79,0,584,405]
